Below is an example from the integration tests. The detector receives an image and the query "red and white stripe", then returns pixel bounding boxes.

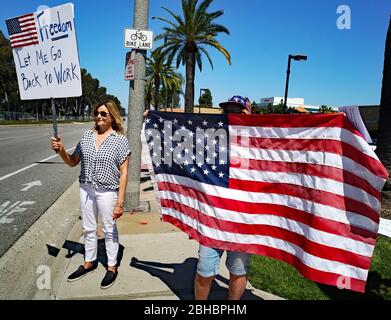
[153,113,388,293]
[10,14,38,49]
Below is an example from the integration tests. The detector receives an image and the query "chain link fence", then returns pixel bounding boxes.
[0,111,92,121]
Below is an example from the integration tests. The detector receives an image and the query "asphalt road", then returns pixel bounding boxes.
[0,122,93,257]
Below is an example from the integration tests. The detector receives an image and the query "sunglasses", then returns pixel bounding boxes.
[94,111,110,118]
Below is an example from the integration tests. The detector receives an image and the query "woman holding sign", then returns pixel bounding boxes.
[51,100,130,289]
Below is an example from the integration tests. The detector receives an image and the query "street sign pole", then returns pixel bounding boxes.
[51,97,59,154]
[51,97,58,139]
[126,0,149,210]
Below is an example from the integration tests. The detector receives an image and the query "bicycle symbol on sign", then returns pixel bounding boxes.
[131,30,147,42]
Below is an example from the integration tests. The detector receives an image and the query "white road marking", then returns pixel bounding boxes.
[0,201,35,224]
[21,180,42,192]
[0,147,75,182]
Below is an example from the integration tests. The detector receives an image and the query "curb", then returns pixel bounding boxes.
[0,180,81,300]
[33,214,83,300]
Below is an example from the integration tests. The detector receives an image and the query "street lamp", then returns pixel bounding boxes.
[199,88,208,114]
[284,54,307,112]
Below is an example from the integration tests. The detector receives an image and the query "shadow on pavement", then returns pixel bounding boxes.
[35,161,65,165]
[46,239,124,268]
[142,186,154,192]
[140,176,151,182]
[46,244,60,257]
[130,257,262,300]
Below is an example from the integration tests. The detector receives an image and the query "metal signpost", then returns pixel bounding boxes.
[125,0,151,211]
[51,98,58,138]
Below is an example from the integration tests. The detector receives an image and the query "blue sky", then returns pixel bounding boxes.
[1,0,390,108]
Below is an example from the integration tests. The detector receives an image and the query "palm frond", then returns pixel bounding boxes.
[195,50,203,71]
[198,46,214,69]
[161,6,184,26]
[208,10,224,20]
[176,46,186,68]
[196,0,213,17]
[209,23,230,35]
[152,16,178,30]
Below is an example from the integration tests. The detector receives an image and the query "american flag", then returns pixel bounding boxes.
[144,111,388,293]
[6,13,39,49]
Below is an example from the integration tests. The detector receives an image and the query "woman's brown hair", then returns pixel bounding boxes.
[93,100,125,134]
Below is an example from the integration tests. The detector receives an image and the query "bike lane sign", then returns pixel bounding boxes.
[124,28,153,50]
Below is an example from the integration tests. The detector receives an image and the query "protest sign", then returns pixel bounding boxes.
[5,3,82,100]
[379,218,391,238]
[338,105,373,144]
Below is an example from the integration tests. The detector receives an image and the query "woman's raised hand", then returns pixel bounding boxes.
[51,135,64,152]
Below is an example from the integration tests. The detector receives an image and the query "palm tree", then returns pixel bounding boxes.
[376,15,391,217]
[161,71,184,111]
[154,0,231,113]
[145,77,154,110]
[146,48,165,109]
[146,48,183,110]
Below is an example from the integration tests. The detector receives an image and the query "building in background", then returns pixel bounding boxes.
[357,105,379,141]
[258,97,303,108]
[257,96,321,111]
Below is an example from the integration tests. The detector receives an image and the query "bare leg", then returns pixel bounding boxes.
[228,273,248,300]
[194,273,215,300]
[83,261,94,269]
[107,265,117,272]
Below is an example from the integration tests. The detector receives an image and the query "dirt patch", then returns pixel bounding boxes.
[118,211,179,234]
[381,207,391,219]
[381,191,391,219]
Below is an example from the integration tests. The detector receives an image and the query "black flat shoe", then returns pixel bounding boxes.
[67,264,97,282]
[100,270,118,289]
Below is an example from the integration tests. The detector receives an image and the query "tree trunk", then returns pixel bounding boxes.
[1,77,10,119]
[171,91,174,112]
[184,49,195,113]
[154,75,160,110]
[42,100,45,119]
[165,88,168,111]
[75,98,79,117]
[376,15,391,218]
[164,87,167,112]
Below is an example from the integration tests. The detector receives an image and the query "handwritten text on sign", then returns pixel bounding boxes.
[8,3,82,100]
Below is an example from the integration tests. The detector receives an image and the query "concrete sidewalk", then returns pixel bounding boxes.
[32,169,282,300]
[29,145,283,300]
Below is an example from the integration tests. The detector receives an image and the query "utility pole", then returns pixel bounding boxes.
[126,0,149,210]
[283,55,292,113]
[284,54,307,113]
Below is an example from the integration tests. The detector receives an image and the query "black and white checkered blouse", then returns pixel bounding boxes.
[73,129,131,190]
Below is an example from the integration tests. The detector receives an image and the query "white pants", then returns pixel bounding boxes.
[79,183,119,267]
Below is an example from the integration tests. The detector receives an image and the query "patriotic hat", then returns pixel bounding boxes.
[219,95,252,114]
